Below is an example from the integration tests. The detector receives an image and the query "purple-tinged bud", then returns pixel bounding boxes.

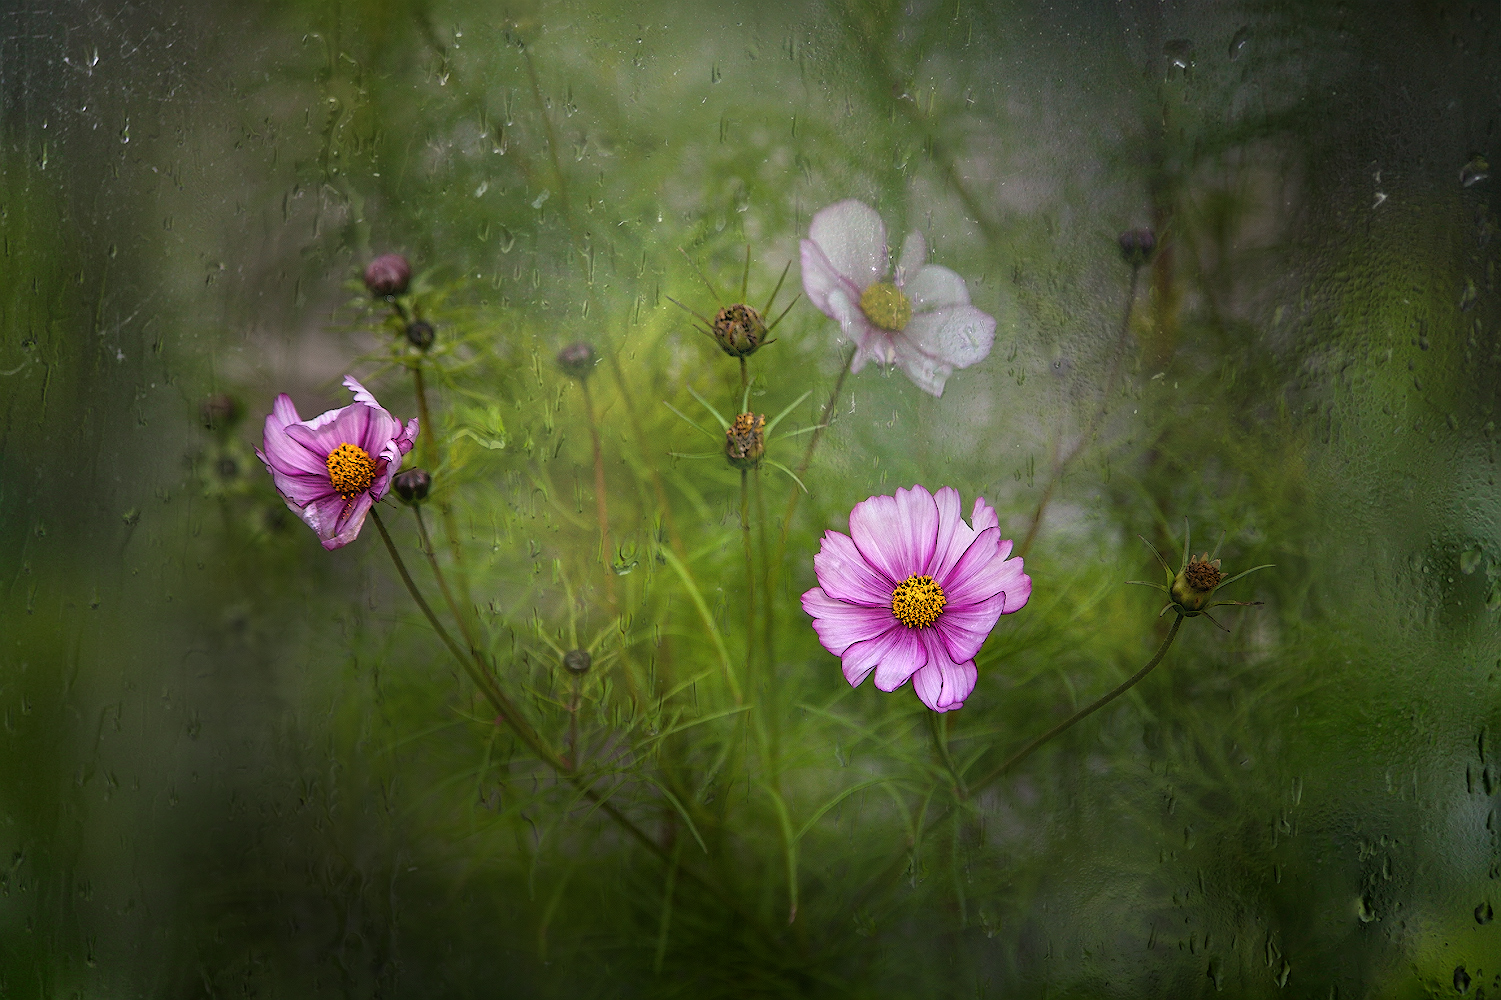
[406,320,436,351]
[393,468,432,503]
[1118,229,1157,267]
[364,254,412,298]
[556,342,596,379]
[200,393,242,431]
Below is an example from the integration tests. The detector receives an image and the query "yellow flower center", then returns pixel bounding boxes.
[891,574,946,629]
[859,281,912,332]
[326,442,377,498]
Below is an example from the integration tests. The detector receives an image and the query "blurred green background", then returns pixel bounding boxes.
[2,0,1500,996]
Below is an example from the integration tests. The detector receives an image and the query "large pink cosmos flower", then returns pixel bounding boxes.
[802,485,1030,712]
[800,199,996,397]
[256,376,418,550]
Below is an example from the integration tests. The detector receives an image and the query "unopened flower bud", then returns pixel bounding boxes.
[1170,552,1223,611]
[725,412,766,469]
[200,393,242,431]
[406,319,436,351]
[393,468,431,503]
[1118,228,1157,266]
[556,341,596,379]
[563,649,592,675]
[712,303,769,357]
[364,253,412,298]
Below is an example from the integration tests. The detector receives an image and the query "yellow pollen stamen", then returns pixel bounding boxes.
[326,442,377,499]
[859,281,912,332]
[891,574,946,629]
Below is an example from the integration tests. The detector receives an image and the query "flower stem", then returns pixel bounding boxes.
[740,468,757,699]
[580,379,617,608]
[370,505,707,897]
[1016,264,1141,559]
[930,712,968,798]
[412,504,485,661]
[411,361,474,610]
[773,344,855,568]
[968,612,1183,794]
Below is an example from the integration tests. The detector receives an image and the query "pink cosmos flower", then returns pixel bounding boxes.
[255,376,418,550]
[801,485,1030,712]
[800,199,996,397]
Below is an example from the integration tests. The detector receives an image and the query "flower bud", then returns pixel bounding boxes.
[1118,228,1157,266]
[556,341,596,379]
[563,648,592,675]
[393,468,432,503]
[711,303,769,357]
[724,412,766,469]
[406,319,436,351]
[1170,552,1222,611]
[200,393,242,431]
[364,253,412,298]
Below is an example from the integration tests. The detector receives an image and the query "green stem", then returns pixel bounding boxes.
[740,468,757,703]
[968,613,1184,794]
[411,361,474,610]
[1016,263,1141,560]
[412,504,484,661]
[930,712,967,798]
[371,506,699,891]
[580,379,617,608]
[773,344,855,570]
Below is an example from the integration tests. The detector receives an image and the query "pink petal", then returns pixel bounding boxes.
[933,590,1006,663]
[970,497,1000,535]
[868,627,928,692]
[895,232,927,285]
[300,491,374,550]
[927,486,977,581]
[270,393,303,430]
[395,417,419,455]
[269,469,337,508]
[903,263,971,312]
[912,635,977,712]
[1000,569,1032,614]
[342,375,382,408]
[258,411,327,478]
[838,623,923,689]
[939,527,1030,609]
[848,485,939,585]
[286,403,373,459]
[807,199,887,291]
[813,530,896,605]
[802,587,896,656]
[903,304,995,369]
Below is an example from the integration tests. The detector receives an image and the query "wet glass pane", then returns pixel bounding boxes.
[3,1,1498,995]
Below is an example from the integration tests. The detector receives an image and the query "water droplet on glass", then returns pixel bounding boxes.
[1475,900,1493,924]
[1164,39,1195,73]
[1461,155,1489,188]
[1460,279,1478,311]
[1454,966,1471,993]
[1228,26,1250,61]
[1460,549,1482,575]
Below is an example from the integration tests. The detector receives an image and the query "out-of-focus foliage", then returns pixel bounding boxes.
[2,1,1499,997]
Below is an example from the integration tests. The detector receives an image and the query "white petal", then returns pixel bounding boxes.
[895,231,927,285]
[807,200,887,290]
[890,338,953,397]
[904,264,971,312]
[800,239,863,318]
[903,305,996,369]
